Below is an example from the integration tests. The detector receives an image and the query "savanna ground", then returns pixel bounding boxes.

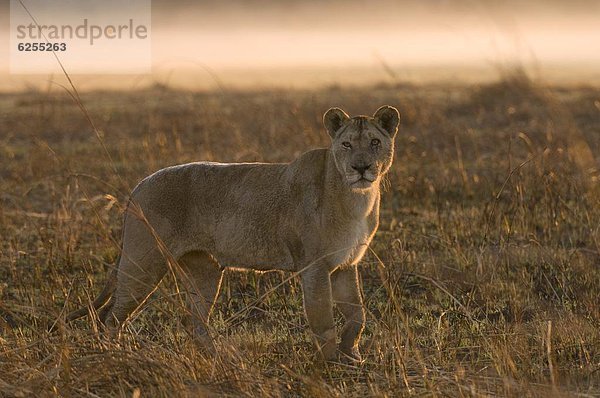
[0,72,599,397]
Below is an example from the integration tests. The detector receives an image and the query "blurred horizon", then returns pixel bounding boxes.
[1,0,599,91]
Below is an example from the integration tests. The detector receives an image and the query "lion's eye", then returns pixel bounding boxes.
[371,138,381,147]
[342,142,352,149]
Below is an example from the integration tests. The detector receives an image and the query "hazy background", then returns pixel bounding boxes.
[1,0,599,90]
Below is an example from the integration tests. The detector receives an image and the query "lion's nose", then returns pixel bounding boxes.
[352,164,372,175]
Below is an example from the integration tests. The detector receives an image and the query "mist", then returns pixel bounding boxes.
[1,0,599,90]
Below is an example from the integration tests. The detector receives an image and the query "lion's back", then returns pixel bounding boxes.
[124,161,293,261]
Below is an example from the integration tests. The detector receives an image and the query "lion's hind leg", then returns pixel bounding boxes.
[178,250,224,351]
[103,249,167,334]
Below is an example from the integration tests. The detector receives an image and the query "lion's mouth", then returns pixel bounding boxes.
[348,175,375,187]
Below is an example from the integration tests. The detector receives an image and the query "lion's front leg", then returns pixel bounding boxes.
[331,265,365,362]
[300,266,336,361]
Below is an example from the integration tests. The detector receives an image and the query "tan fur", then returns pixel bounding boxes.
[67,105,399,361]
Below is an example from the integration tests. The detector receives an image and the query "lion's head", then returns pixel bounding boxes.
[323,105,399,190]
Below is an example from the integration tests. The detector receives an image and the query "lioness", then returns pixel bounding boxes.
[66,105,399,361]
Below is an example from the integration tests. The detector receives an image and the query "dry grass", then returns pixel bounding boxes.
[0,76,599,397]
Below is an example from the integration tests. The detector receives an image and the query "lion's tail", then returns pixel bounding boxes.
[58,259,120,328]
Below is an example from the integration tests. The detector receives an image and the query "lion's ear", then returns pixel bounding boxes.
[323,107,350,139]
[373,105,400,138]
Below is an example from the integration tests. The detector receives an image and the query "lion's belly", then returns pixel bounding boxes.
[214,241,295,271]
[211,218,296,271]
